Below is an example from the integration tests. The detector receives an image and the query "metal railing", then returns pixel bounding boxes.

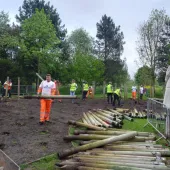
[144,98,170,142]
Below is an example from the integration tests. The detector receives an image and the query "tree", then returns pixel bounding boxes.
[20,9,60,83]
[135,66,153,86]
[67,28,105,85]
[96,14,124,60]
[96,14,126,82]
[156,19,170,84]
[0,11,19,59]
[136,9,168,90]
[71,53,105,84]
[16,0,66,40]
[0,11,21,83]
[68,28,94,55]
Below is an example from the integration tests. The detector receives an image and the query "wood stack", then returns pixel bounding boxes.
[56,109,170,170]
[57,130,170,170]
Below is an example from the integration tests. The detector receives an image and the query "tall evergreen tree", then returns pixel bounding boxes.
[96,14,124,60]
[96,14,126,82]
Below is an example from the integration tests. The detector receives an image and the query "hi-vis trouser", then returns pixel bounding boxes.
[132,92,137,99]
[40,99,52,122]
[38,87,55,122]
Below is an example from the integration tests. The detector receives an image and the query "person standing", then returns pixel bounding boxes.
[82,81,89,100]
[2,79,12,98]
[86,86,94,99]
[164,65,170,108]
[140,85,144,100]
[106,82,113,104]
[113,88,121,107]
[37,74,56,125]
[70,79,77,103]
[132,85,137,100]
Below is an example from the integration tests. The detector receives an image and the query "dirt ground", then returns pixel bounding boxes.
[0,97,146,165]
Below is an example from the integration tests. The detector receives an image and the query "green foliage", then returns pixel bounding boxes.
[137,9,168,87]
[66,28,105,84]
[135,66,152,85]
[16,0,66,40]
[20,9,60,75]
[71,53,105,84]
[68,28,94,55]
[96,14,128,83]
[96,14,124,60]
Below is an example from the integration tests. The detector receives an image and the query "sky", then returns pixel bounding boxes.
[1,0,170,78]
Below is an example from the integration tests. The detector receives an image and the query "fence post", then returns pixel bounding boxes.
[125,84,128,100]
[103,81,106,98]
[166,109,170,139]
[17,77,20,99]
[5,77,9,98]
[92,81,95,95]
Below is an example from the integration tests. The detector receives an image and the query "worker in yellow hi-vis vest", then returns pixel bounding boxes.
[106,82,113,104]
[82,81,89,100]
[113,88,121,107]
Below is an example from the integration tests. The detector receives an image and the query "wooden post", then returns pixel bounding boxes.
[92,81,95,95]
[124,84,128,100]
[103,81,106,98]
[5,77,9,98]
[18,77,20,99]
[166,109,170,139]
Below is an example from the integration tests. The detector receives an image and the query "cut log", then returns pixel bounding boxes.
[68,120,105,131]
[58,132,137,159]
[21,95,77,99]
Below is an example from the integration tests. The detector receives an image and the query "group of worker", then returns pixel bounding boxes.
[106,82,122,107]
[131,84,145,100]
[0,80,12,98]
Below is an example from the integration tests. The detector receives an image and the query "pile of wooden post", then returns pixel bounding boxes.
[57,129,170,170]
[116,108,147,119]
[56,109,170,169]
[147,110,166,121]
[71,109,133,130]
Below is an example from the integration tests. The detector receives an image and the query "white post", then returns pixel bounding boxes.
[18,77,20,99]
[5,77,9,98]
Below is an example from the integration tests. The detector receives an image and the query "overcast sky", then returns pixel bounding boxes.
[0,0,170,78]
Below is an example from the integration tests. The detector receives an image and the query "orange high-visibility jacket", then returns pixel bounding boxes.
[4,81,12,90]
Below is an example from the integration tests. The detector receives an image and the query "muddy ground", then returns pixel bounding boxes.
[0,97,146,165]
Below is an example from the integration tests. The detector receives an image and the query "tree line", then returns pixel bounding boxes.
[135,9,170,91]
[0,0,128,87]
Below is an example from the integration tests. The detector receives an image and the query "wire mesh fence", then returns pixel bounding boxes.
[146,98,170,140]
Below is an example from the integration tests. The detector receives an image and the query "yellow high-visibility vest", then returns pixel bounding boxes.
[107,84,113,93]
[70,83,77,91]
[114,89,120,96]
[83,84,89,91]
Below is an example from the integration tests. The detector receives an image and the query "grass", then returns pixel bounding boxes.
[20,101,168,170]
[20,118,169,170]
[20,154,60,170]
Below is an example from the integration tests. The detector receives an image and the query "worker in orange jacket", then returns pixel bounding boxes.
[37,74,56,125]
[86,86,94,99]
[54,80,62,103]
[2,79,12,98]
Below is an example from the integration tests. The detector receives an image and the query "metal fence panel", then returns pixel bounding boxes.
[146,98,170,140]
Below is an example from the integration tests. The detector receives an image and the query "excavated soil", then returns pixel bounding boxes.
[0,98,146,165]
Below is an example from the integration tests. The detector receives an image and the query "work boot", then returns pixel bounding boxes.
[39,122,44,125]
[45,120,52,124]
